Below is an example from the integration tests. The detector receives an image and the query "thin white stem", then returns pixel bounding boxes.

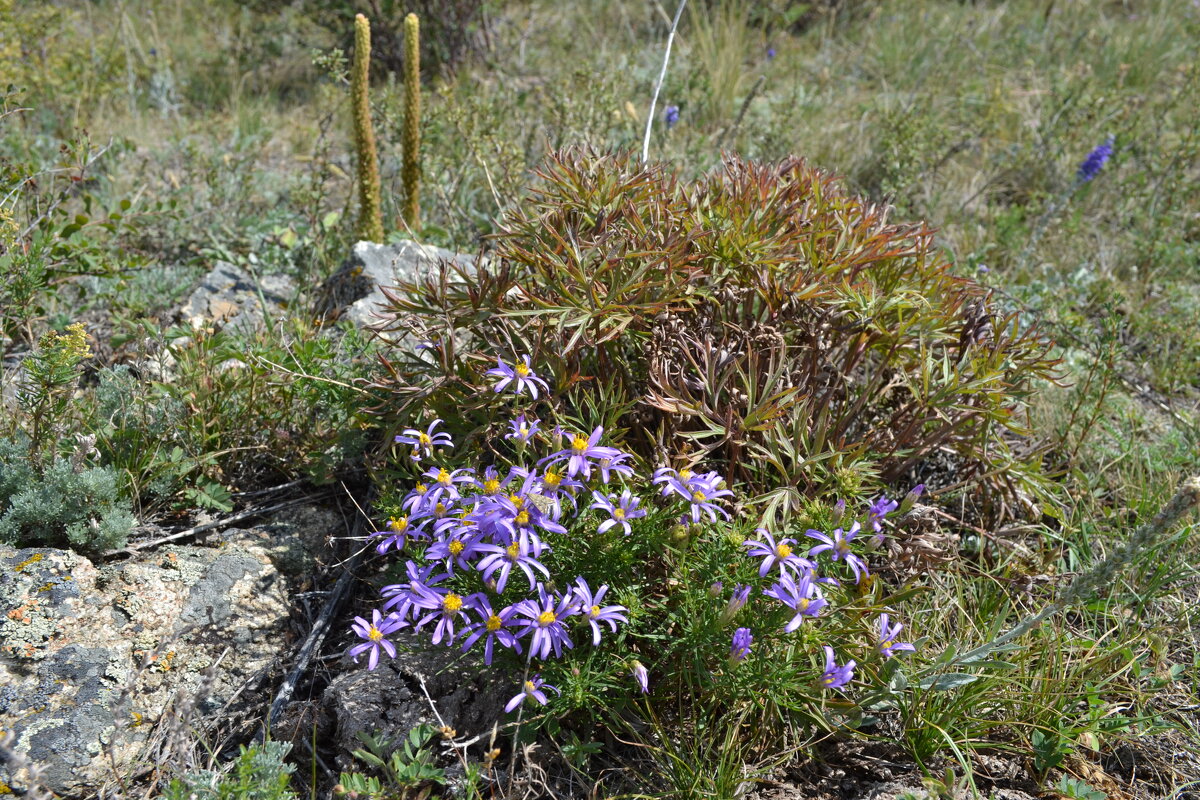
[641,0,688,163]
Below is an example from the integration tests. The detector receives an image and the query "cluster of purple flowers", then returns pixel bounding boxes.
[733,493,919,690]
[354,357,748,710]
[362,354,922,709]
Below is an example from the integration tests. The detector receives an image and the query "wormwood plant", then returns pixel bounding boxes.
[370,150,1061,525]
[163,740,296,800]
[0,324,135,554]
[352,13,385,243]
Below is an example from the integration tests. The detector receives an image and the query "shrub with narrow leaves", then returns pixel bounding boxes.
[369,150,1060,525]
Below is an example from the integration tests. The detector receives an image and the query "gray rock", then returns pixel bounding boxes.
[177,261,295,334]
[316,240,478,330]
[0,503,337,798]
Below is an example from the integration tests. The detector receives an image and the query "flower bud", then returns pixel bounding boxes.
[719,584,751,625]
[899,484,925,514]
[830,498,846,527]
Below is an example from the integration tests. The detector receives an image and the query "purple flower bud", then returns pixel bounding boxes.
[719,584,751,625]
[899,483,926,514]
[708,581,724,598]
[631,661,649,694]
[730,627,753,662]
[766,46,776,60]
[830,498,846,527]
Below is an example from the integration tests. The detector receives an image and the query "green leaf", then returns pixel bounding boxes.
[917,672,980,691]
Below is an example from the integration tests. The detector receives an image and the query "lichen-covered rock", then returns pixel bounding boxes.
[316,240,477,329]
[177,261,295,334]
[0,504,337,798]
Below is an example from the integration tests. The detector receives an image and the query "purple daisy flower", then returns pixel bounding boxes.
[685,480,734,523]
[409,583,475,646]
[596,453,636,484]
[505,413,541,444]
[349,610,406,670]
[475,530,550,593]
[571,577,628,646]
[420,465,476,506]
[374,514,427,554]
[486,355,550,399]
[541,425,624,479]
[744,528,815,577]
[820,645,855,690]
[877,613,917,658]
[807,522,870,584]
[380,561,449,620]
[394,419,453,463]
[460,598,522,665]
[590,489,646,536]
[867,495,899,534]
[764,570,827,632]
[504,675,560,712]
[515,584,578,660]
[730,627,753,662]
[425,527,487,573]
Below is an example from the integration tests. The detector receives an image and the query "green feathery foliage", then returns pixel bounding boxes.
[351,13,384,243]
[401,12,422,232]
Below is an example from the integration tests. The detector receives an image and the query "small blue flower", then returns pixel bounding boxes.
[664,105,680,130]
[1077,136,1115,183]
[766,46,776,60]
[820,645,855,690]
[730,628,753,662]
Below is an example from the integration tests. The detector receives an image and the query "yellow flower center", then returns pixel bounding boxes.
[415,483,428,494]
[487,615,503,632]
[448,540,465,556]
[881,639,894,650]
[434,502,447,517]
[418,432,431,446]
[523,679,536,693]
[515,510,530,526]
[509,494,524,508]
[571,435,589,453]
[775,543,792,559]
[836,541,851,555]
[692,490,707,503]
[588,605,601,619]
[505,543,521,560]
[515,363,531,377]
[437,468,451,485]
[613,508,626,520]
[679,469,692,481]
[368,625,383,642]
[442,593,463,614]
[542,470,563,488]
[797,598,810,612]
[822,675,836,685]
[389,516,408,533]
[483,479,501,495]
[537,610,557,626]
